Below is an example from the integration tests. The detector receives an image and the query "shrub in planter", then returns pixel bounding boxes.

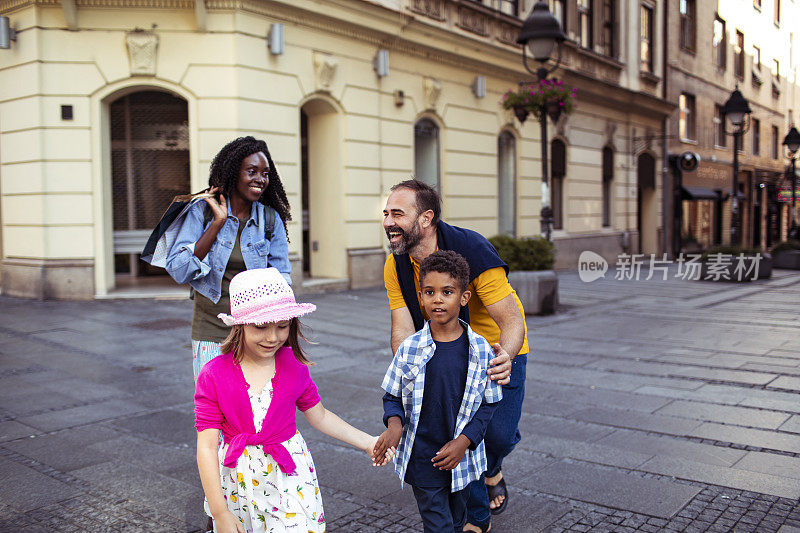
[698,245,772,281]
[488,235,557,314]
[770,240,800,269]
[770,240,800,254]
[488,234,555,271]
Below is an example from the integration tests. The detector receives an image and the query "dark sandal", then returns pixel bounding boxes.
[463,521,492,532]
[487,476,508,515]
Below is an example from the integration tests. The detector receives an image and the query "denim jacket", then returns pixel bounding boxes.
[165,199,291,303]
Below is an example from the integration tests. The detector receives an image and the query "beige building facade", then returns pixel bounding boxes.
[665,0,800,254]
[0,0,671,299]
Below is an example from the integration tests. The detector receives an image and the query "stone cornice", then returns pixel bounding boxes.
[0,0,674,117]
[1,0,192,10]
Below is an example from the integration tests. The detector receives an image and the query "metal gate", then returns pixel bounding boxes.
[109,90,189,276]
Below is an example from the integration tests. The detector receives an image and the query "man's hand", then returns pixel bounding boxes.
[432,435,471,470]
[373,418,402,465]
[487,343,512,385]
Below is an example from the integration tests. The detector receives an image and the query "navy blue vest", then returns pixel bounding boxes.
[394,221,507,332]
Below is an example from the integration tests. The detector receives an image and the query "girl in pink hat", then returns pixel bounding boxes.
[195,267,393,533]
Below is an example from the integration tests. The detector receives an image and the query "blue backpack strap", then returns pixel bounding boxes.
[395,253,425,332]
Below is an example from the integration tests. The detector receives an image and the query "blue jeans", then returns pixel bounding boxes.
[412,485,469,533]
[465,353,527,527]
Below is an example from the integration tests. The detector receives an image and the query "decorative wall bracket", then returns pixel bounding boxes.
[314,52,338,92]
[555,113,569,138]
[605,121,618,148]
[126,30,158,76]
[423,77,442,110]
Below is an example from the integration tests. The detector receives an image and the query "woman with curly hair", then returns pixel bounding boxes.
[166,136,292,379]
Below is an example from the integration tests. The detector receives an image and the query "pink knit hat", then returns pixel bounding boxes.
[217,268,315,327]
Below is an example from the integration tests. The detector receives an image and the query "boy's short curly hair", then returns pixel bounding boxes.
[419,250,470,292]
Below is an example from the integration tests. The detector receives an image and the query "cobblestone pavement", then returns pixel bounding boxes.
[0,267,799,532]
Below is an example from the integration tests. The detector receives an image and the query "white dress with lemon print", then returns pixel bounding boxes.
[208,381,325,533]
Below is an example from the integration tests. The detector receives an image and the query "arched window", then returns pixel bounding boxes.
[414,119,440,190]
[498,131,517,236]
[602,146,614,227]
[551,139,566,230]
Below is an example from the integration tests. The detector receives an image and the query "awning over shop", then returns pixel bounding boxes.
[681,186,721,200]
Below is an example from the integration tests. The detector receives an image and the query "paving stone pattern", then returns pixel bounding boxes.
[0,266,799,531]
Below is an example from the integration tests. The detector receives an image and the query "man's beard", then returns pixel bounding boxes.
[386,221,422,255]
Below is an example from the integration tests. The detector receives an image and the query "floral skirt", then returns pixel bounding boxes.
[207,384,325,532]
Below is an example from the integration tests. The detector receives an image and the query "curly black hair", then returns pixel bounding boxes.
[419,250,470,292]
[208,136,291,239]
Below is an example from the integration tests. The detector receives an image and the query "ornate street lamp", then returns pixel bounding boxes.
[722,88,752,246]
[783,125,800,238]
[516,1,566,241]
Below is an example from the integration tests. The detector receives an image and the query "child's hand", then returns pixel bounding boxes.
[372,423,402,466]
[214,510,245,533]
[366,435,396,466]
[432,435,471,470]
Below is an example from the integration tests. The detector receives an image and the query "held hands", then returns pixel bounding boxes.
[366,434,396,467]
[487,343,512,385]
[432,434,471,471]
[214,510,245,533]
[372,421,402,467]
[203,186,228,224]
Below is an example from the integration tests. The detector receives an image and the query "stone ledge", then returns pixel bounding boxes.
[1,258,94,300]
[508,269,558,315]
[347,247,385,290]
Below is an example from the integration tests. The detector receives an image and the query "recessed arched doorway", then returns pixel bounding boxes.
[300,99,345,280]
[637,152,657,254]
[108,90,189,279]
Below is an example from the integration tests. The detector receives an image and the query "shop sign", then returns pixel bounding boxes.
[778,187,800,202]
[683,161,730,188]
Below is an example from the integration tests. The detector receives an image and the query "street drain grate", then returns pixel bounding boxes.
[132,318,191,330]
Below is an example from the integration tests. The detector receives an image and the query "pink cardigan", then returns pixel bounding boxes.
[194,347,321,473]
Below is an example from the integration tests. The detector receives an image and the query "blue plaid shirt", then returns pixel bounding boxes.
[381,320,503,492]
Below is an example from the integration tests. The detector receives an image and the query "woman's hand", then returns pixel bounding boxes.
[213,510,245,533]
[203,186,228,224]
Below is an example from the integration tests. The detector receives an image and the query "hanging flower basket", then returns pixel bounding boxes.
[501,79,577,122]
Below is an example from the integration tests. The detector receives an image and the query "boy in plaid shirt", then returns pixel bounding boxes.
[373,251,502,533]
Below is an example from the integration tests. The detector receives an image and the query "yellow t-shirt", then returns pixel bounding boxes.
[384,254,529,355]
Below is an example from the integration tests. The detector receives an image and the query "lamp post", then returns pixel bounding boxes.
[515,1,566,241]
[722,88,752,246]
[783,126,800,238]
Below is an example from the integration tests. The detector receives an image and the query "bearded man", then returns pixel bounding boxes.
[382,179,528,533]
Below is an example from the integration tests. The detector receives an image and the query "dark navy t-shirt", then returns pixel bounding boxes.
[404,329,469,487]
